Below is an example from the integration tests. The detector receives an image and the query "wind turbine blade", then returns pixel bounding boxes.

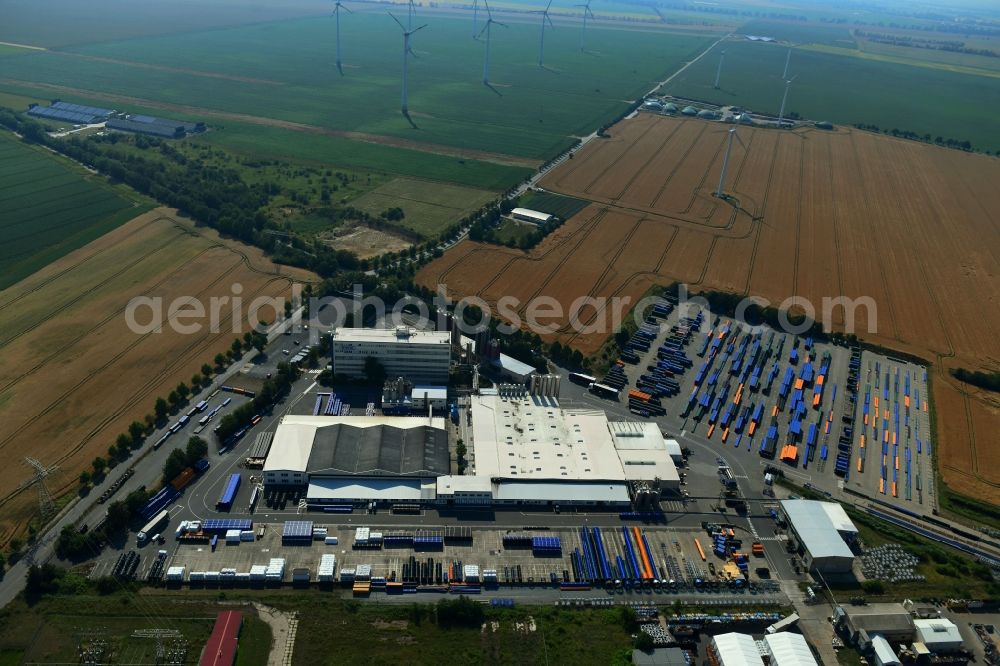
[413,23,428,33]
[484,0,493,20]
[343,3,353,12]
[388,11,405,30]
[544,0,554,11]
[496,20,508,27]
[546,13,554,27]
[478,22,490,38]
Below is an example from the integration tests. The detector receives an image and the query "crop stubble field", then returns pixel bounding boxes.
[0,209,314,543]
[418,113,1000,502]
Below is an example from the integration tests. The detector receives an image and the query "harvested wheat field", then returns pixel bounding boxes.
[417,113,1000,503]
[0,208,315,543]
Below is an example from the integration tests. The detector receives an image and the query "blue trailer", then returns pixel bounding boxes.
[216,473,241,510]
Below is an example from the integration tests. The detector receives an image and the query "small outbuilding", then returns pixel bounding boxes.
[914,618,963,653]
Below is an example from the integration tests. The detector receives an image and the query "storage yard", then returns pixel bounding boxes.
[417,112,1000,504]
[110,521,782,596]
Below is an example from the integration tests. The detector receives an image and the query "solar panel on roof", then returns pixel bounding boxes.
[203,518,252,531]
[282,521,314,537]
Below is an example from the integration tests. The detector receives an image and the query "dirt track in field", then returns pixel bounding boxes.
[0,208,315,544]
[417,113,1000,503]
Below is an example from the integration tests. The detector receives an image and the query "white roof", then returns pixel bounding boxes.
[871,635,900,665]
[264,414,446,473]
[713,633,764,666]
[493,481,629,503]
[436,475,494,495]
[332,327,449,345]
[780,500,856,560]
[511,207,553,221]
[608,422,680,483]
[914,619,963,648]
[307,478,423,501]
[764,633,817,666]
[411,385,447,401]
[663,438,683,458]
[493,353,537,378]
[470,395,624,481]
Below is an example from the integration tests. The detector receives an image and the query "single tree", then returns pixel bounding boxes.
[168,389,180,406]
[154,397,169,420]
[79,470,91,486]
[201,363,214,377]
[176,382,190,400]
[191,373,202,388]
[128,420,145,443]
[92,456,107,474]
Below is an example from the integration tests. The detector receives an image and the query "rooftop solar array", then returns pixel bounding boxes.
[27,106,97,124]
[202,518,253,532]
[282,521,314,538]
[51,100,113,117]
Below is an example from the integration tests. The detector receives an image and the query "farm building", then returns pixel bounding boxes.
[511,207,554,225]
[780,499,858,574]
[262,415,450,503]
[331,327,451,384]
[106,114,204,138]
[870,635,901,666]
[27,100,113,124]
[199,611,242,666]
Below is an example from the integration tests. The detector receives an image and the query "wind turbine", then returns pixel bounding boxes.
[778,75,796,126]
[576,0,594,52]
[716,127,745,198]
[536,0,555,67]
[472,0,480,38]
[713,49,725,89]
[479,0,506,91]
[332,0,352,76]
[782,47,792,79]
[389,12,427,121]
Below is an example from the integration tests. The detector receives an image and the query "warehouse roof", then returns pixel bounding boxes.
[712,632,763,666]
[307,478,424,501]
[781,500,856,560]
[493,480,629,503]
[914,619,963,648]
[264,415,448,476]
[492,353,537,379]
[511,207,554,223]
[411,385,447,401]
[332,326,450,345]
[471,395,623,480]
[608,422,680,483]
[842,603,914,637]
[870,635,900,665]
[764,633,817,666]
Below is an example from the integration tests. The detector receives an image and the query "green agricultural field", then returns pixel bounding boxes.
[351,178,496,239]
[518,190,591,219]
[0,131,149,290]
[738,19,856,48]
[0,10,713,161]
[666,38,1000,152]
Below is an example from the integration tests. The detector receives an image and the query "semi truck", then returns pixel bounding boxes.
[137,509,170,545]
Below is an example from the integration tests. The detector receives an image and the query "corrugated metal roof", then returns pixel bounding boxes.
[307,478,422,501]
[493,353,536,377]
[764,633,817,666]
[871,635,900,665]
[914,619,963,648]
[780,500,855,560]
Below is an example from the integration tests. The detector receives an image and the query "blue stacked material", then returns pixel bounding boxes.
[531,536,562,554]
[414,534,443,550]
[139,486,180,520]
[216,473,241,510]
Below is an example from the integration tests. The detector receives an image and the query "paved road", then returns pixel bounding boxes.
[0,311,306,608]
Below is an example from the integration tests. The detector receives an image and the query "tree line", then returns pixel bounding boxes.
[951,368,1000,393]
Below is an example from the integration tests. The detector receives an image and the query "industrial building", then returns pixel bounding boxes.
[262,415,450,503]
[870,635,901,666]
[837,603,915,644]
[491,352,537,383]
[331,327,451,384]
[708,632,762,666]
[763,633,818,666]
[913,618,963,652]
[780,499,858,574]
[510,207,554,225]
[381,377,448,414]
[27,100,113,125]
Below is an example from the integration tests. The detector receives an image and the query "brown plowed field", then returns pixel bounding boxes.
[0,209,315,543]
[417,113,1000,503]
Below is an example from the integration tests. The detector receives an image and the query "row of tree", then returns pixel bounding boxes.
[853,123,979,153]
[213,361,301,443]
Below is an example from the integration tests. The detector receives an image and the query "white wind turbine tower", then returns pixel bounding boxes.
[778,75,796,126]
[479,0,506,90]
[713,49,725,89]
[389,12,427,119]
[333,0,352,76]
[472,0,480,38]
[536,0,555,67]
[782,46,792,79]
[716,127,745,198]
[576,0,594,52]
